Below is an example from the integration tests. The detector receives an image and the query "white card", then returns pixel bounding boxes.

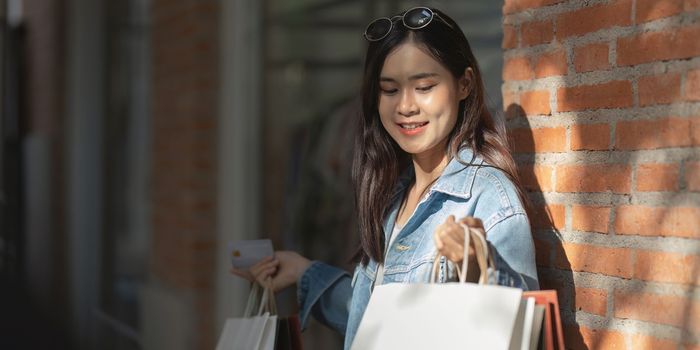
[229,239,274,269]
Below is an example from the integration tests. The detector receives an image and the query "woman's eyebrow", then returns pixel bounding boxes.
[408,72,439,80]
[380,72,440,82]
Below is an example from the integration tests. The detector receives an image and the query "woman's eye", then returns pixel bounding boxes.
[416,84,436,92]
[381,88,398,94]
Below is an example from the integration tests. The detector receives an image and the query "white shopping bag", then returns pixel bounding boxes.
[216,281,278,350]
[217,313,274,350]
[352,224,525,350]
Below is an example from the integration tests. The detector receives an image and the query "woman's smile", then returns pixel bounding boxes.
[396,121,429,135]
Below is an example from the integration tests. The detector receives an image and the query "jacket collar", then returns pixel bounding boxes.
[390,147,483,202]
[432,147,483,199]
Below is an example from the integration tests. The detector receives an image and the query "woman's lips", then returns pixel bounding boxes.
[397,121,429,135]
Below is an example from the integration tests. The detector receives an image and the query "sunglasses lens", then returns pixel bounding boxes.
[404,7,433,29]
[365,18,392,41]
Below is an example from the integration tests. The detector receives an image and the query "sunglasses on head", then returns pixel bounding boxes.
[363,7,453,42]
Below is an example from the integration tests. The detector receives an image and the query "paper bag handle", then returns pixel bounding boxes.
[257,278,278,316]
[244,282,261,317]
[243,278,278,317]
[430,223,494,284]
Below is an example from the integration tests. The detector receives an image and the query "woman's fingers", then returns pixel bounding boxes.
[435,215,485,263]
[250,258,279,281]
[434,220,461,262]
[249,256,277,274]
[460,216,485,236]
[230,267,254,282]
[254,267,278,285]
[228,251,313,294]
[229,255,279,284]
[439,231,465,262]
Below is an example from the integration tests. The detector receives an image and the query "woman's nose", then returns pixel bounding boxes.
[398,90,419,117]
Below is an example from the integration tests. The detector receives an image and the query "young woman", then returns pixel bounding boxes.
[232,7,538,349]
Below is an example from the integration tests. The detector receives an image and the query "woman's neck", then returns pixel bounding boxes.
[411,146,450,192]
[395,147,450,225]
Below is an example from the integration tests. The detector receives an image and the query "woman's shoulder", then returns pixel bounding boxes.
[469,162,527,226]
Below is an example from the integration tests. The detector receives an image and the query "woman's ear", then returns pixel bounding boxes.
[457,67,474,101]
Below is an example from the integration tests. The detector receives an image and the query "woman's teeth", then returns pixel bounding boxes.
[400,122,428,129]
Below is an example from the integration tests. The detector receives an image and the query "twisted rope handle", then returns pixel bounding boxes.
[242,278,278,317]
[244,282,262,317]
[431,223,493,284]
[257,277,278,316]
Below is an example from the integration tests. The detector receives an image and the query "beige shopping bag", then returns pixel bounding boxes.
[216,280,278,350]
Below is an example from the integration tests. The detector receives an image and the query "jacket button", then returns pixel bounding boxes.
[396,245,410,251]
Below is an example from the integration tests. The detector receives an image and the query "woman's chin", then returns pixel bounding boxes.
[396,143,425,155]
[397,143,437,157]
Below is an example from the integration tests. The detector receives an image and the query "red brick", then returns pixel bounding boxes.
[564,325,627,350]
[570,123,610,151]
[573,287,608,316]
[685,161,700,191]
[631,334,678,350]
[503,0,564,14]
[617,25,700,66]
[503,89,518,108]
[557,81,633,112]
[615,205,700,238]
[635,250,700,285]
[638,73,682,106]
[503,90,520,118]
[556,243,634,278]
[503,56,534,81]
[520,90,551,115]
[534,49,567,78]
[510,127,566,153]
[150,2,220,348]
[537,274,565,294]
[521,20,553,47]
[637,0,684,23]
[636,163,680,191]
[518,164,554,191]
[533,237,552,266]
[687,0,700,10]
[573,42,610,72]
[615,117,694,150]
[530,203,565,230]
[503,24,518,49]
[572,205,610,233]
[685,343,700,350]
[685,69,700,101]
[615,291,700,329]
[556,163,631,193]
[556,0,633,39]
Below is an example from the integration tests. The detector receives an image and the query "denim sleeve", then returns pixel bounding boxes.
[485,213,540,291]
[296,261,352,335]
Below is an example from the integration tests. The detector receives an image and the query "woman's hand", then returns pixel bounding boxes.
[433,215,486,281]
[230,251,312,293]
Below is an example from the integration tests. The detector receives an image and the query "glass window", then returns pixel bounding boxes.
[97,0,151,348]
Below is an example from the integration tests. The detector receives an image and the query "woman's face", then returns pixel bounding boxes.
[378,42,469,160]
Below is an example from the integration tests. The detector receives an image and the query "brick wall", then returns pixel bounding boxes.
[150,1,220,349]
[502,1,700,349]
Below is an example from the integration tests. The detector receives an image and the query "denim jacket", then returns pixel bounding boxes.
[296,147,539,350]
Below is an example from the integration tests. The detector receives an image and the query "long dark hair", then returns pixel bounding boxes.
[352,8,528,265]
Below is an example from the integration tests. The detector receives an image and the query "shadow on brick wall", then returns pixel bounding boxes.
[556,81,700,348]
[505,103,586,349]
